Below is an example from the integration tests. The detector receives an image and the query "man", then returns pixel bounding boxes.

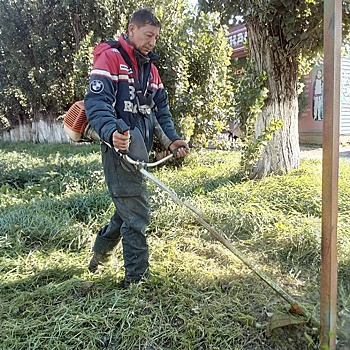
[84,8,189,287]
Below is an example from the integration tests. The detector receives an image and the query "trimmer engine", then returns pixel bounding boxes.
[64,101,99,142]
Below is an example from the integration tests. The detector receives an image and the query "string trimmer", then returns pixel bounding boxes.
[118,149,319,328]
[63,101,319,328]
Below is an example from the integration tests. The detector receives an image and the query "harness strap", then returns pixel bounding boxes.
[106,40,154,130]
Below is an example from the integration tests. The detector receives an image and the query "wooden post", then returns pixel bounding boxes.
[320,0,342,348]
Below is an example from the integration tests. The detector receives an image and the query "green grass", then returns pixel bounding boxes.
[0,141,349,349]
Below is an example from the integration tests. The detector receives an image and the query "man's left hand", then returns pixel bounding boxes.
[169,140,190,158]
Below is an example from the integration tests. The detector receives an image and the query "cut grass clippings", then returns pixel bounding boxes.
[1,141,350,349]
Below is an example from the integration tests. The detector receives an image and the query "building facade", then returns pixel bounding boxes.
[227,25,350,145]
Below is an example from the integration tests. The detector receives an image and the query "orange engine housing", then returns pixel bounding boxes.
[64,100,88,134]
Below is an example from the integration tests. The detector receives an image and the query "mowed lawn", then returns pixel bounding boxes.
[1,141,349,349]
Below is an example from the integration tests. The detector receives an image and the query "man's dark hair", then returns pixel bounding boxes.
[129,9,161,29]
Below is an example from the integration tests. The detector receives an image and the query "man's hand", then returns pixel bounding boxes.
[112,130,130,150]
[169,140,190,158]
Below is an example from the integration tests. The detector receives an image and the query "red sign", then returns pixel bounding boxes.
[227,24,248,58]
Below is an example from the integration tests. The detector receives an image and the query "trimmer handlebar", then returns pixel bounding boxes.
[120,151,174,168]
[119,147,185,168]
[113,119,184,168]
[115,119,130,135]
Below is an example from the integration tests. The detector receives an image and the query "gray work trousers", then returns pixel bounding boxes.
[93,143,150,283]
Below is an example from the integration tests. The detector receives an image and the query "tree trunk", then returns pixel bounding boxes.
[246,19,301,179]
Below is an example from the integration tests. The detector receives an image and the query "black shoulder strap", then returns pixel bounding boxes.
[105,40,152,91]
[105,40,135,72]
[107,41,145,93]
[118,47,144,93]
[106,40,153,128]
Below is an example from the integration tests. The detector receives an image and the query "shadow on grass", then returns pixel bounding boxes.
[0,265,86,292]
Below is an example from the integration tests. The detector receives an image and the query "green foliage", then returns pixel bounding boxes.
[72,32,95,100]
[233,64,267,133]
[0,0,234,147]
[1,1,78,120]
[231,64,284,176]
[0,0,126,122]
[1,142,350,348]
[199,0,350,61]
[241,118,283,177]
[148,4,235,145]
[199,0,350,178]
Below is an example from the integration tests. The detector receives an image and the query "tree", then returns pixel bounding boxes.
[154,6,234,144]
[0,0,126,126]
[0,0,234,147]
[199,0,350,178]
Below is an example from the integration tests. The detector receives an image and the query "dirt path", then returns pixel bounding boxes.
[300,144,350,160]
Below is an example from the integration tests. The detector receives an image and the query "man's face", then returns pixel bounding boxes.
[128,23,160,56]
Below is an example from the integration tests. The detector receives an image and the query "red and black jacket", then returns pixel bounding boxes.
[84,34,179,151]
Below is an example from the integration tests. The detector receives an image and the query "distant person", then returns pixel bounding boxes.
[313,69,323,121]
[84,8,190,287]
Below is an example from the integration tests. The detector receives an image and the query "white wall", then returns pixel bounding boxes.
[0,120,70,143]
[341,57,350,134]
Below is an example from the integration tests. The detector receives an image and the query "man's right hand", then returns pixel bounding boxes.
[112,130,130,150]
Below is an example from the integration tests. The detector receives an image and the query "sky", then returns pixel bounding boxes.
[188,0,198,9]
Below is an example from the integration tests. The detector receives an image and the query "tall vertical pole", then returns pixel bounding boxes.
[320,0,342,348]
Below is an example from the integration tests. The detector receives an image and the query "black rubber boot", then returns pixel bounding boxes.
[122,231,149,286]
[88,252,112,273]
[88,232,120,273]
[123,271,149,289]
